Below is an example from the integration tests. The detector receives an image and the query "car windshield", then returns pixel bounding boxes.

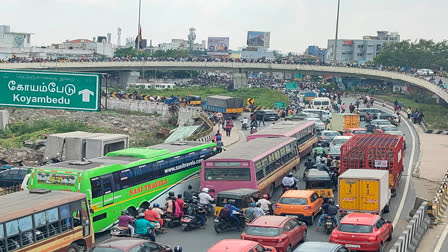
[338,224,373,233]
[353,130,367,134]
[245,226,283,237]
[374,121,390,125]
[91,248,124,252]
[332,139,348,145]
[279,197,308,205]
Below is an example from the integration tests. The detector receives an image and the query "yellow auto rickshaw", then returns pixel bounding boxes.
[305,169,335,202]
[214,188,260,216]
[187,95,202,106]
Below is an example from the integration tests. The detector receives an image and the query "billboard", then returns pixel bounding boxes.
[247,31,270,48]
[207,37,229,55]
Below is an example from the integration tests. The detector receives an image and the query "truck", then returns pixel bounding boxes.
[303,91,318,104]
[202,95,244,118]
[339,169,391,216]
[340,134,404,197]
[327,113,359,132]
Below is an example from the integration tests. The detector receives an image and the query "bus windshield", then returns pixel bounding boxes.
[204,168,250,181]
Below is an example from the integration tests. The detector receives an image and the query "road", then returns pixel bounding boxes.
[95,97,419,251]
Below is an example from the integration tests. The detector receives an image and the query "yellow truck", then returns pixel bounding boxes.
[338,169,391,216]
[327,113,359,132]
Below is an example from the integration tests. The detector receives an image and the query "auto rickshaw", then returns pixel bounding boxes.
[305,169,335,202]
[213,188,260,216]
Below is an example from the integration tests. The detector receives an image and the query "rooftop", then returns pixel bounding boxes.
[340,213,380,226]
[250,215,289,227]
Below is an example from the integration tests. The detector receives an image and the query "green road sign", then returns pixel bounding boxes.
[294,73,303,81]
[0,69,100,111]
[274,102,286,109]
[285,82,298,90]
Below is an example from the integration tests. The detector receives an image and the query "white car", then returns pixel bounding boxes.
[306,117,325,131]
[417,69,434,76]
[303,109,332,122]
[330,136,352,147]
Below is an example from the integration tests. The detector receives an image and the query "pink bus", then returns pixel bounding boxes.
[246,121,317,157]
[200,137,300,197]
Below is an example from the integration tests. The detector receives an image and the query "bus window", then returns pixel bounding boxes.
[0,224,5,251]
[90,177,102,198]
[205,168,250,181]
[5,220,19,251]
[59,204,72,232]
[18,216,33,245]
[101,176,113,195]
[119,169,134,189]
[34,211,47,240]
[81,200,91,236]
[46,208,60,236]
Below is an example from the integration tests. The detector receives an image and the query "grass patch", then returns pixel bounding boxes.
[377,95,448,129]
[0,119,108,149]
[119,87,289,108]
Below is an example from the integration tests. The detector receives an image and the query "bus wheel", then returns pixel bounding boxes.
[127,207,138,218]
[67,243,80,252]
[140,202,149,212]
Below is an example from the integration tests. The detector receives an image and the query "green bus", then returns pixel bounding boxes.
[29,141,216,233]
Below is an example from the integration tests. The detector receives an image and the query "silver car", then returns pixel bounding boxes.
[306,117,325,131]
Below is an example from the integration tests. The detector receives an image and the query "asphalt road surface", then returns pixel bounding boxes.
[95,97,420,252]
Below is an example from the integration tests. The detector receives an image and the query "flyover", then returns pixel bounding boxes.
[2,61,448,103]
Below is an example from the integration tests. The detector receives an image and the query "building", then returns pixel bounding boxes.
[157,38,206,51]
[305,46,327,62]
[0,25,32,59]
[327,31,400,63]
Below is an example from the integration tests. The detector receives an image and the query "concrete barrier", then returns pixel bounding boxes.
[389,201,431,252]
[101,97,170,117]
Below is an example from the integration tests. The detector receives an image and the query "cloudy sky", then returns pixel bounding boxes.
[2,0,447,53]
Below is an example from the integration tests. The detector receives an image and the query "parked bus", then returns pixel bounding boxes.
[201,137,300,197]
[0,189,93,252]
[246,121,317,157]
[29,141,217,233]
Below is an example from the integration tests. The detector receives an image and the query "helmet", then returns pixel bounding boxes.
[121,210,127,215]
[174,246,183,252]
[228,199,235,205]
[308,158,312,161]
[321,159,325,163]
[288,172,293,177]
[202,188,209,193]
[169,191,175,197]
[263,194,269,200]
[256,203,261,207]
[138,213,145,218]
[250,203,256,207]
[153,203,160,208]
[328,199,335,205]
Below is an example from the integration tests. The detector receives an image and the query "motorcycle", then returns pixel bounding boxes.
[214,212,246,233]
[181,213,207,231]
[110,226,131,237]
[133,227,156,241]
[241,121,248,130]
[323,215,337,234]
[164,213,182,228]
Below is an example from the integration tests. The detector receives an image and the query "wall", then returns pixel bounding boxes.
[102,97,170,117]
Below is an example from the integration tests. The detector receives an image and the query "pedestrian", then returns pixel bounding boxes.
[251,113,257,126]
[341,103,346,113]
[418,111,424,124]
[355,99,360,108]
[349,103,354,113]
[259,113,265,126]
[281,110,286,120]
[216,139,223,153]
[413,110,419,124]
[183,185,193,202]
[213,131,222,142]
[406,107,412,120]
[225,119,233,137]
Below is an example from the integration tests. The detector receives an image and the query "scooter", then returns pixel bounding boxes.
[181,213,207,231]
[133,227,156,241]
[164,213,182,228]
[323,215,337,234]
[241,121,248,130]
[110,225,132,237]
[214,212,246,233]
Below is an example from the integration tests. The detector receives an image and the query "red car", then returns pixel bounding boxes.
[343,128,367,136]
[329,213,393,251]
[207,239,277,252]
[91,238,173,252]
[241,215,307,252]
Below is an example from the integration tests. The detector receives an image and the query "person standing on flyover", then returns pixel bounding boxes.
[341,103,346,113]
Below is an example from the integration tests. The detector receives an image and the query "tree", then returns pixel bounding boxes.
[151,49,189,58]
[374,39,448,70]
[114,47,150,58]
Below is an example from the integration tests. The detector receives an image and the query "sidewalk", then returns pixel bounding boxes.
[213,124,244,148]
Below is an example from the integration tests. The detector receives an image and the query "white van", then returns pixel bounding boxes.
[311,97,332,110]
[20,173,31,191]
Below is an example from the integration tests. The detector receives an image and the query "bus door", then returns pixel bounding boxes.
[100,174,115,206]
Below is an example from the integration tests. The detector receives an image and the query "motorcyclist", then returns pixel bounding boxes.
[304,157,315,170]
[282,172,298,190]
[198,188,214,214]
[316,159,330,173]
[144,206,165,232]
[117,210,135,237]
[243,203,256,222]
[316,199,339,231]
[253,203,265,219]
[135,213,155,241]
[241,117,249,130]
[152,203,165,217]
[313,144,326,157]
[256,194,272,214]
[224,199,242,231]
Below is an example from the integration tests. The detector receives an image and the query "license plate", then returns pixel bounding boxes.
[345,244,361,248]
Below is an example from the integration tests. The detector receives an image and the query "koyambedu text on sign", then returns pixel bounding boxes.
[0,70,100,111]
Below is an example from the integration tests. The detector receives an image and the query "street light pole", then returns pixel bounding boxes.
[334,0,341,63]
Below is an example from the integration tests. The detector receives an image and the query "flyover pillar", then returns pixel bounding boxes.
[232,72,248,89]
[110,71,140,89]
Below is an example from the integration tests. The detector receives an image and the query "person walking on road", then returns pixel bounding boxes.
[225,119,233,137]
[406,107,412,120]
[355,99,360,108]
[259,113,265,126]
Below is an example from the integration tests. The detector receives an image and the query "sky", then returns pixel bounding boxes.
[2,0,447,53]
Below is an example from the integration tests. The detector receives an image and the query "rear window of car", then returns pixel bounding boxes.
[353,130,367,134]
[279,197,308,205]
[338,224,373,233]
[245,226,283,237]
[91,248,124,252]
[333,139,347,145]
[325,132,340,136]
